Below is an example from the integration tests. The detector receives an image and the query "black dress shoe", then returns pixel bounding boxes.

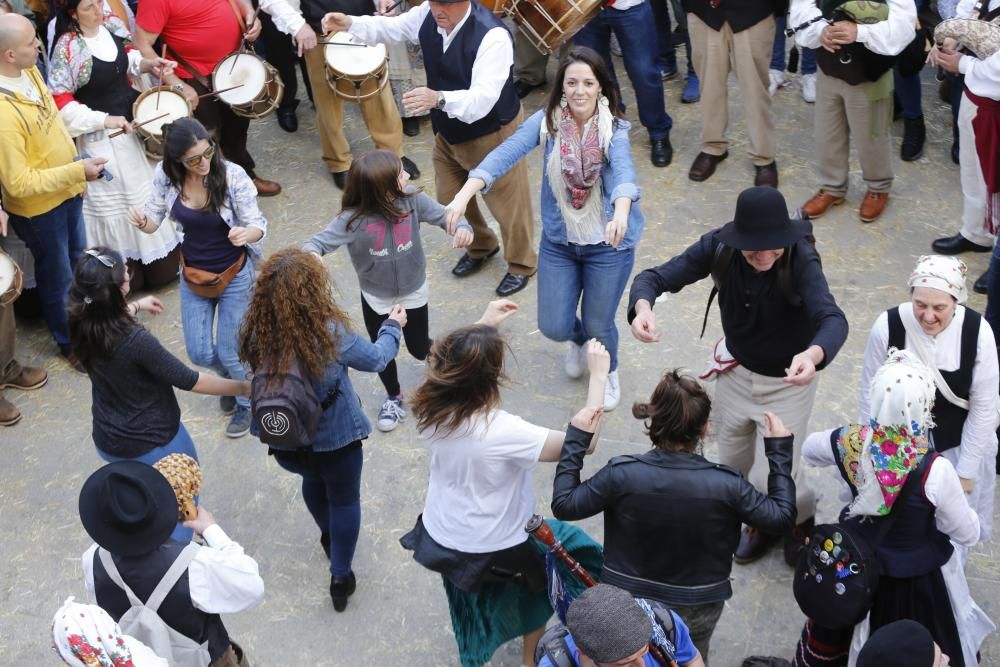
[513,79,545,99]
[452,246,499,277]
[931,233,993,255]
[734,525,779,565]
[332,171,347,190]
[277,108,298,132]
[974,270,989,295]
[401,155,421,180]
[496,272,531,297]
[403,116,420,136]
[754,161,779,188]
[330,571,356,612]
[688,151,728,182]
[650,137,673,168]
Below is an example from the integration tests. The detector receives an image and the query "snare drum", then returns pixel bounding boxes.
[323,33,389,103]
[132,87,192,160]
[212,51,284,119]
[505,0,604,55]
[0,250,23,307]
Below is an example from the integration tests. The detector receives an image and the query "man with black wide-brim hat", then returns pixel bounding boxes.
[626,187,848,564]
[79,461,264,666]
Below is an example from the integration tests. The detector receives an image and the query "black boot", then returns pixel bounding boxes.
[901,116,926,162]
[330,571,357,612]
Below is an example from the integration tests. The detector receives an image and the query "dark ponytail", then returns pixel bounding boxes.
[632,370,711,452]
[68,246,136,368]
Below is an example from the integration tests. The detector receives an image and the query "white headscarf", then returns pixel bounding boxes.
[52,597,168,667]
[907,254,968,304]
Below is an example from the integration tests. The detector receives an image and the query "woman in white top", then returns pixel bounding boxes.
[859,255,998,543]
[401,299,608,667]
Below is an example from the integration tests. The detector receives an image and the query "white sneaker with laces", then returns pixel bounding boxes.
[603,370,620,412]
[768,69,785,97]
[800,73,816,103]
[376,396,406,432]
[564,342,585,379]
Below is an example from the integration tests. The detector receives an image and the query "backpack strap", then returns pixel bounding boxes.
[701,244,734,338]
[775,245,803,308]
[97,548,145,608]
[651,605,677,647]
[145,543,200,613]
[534,624,574,667]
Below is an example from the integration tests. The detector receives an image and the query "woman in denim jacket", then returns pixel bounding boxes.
[128,118,267,438]
[239,248,404,613]
[445,46,643,412]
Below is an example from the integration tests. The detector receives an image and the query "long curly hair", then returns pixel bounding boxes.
[409,324,508,436]
[67,246,136,368]
[238,248,350,382]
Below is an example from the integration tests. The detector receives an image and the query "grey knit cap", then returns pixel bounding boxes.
[566,584,652,663]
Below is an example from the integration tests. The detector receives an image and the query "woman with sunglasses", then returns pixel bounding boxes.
[128,117,266,438]
[67,246,251,540]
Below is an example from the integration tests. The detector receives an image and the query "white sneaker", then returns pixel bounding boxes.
[376,396,406,432]
[768,69,785,97]
[564,342,585,379]
[800,73,816,103]
[603,370,620,412]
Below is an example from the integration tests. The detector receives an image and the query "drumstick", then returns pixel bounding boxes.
[109,112,168,138]
[378,0,404,14]
[156,44,167,110]
[230,7,262,75]
[317,41,371,46]
[198,84,245,99]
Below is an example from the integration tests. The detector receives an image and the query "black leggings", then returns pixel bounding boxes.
[360,297,431,397]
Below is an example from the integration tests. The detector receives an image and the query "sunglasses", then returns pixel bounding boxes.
[84,248,116,268]
[181,142,216,168]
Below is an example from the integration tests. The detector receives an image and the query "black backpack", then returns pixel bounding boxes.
[533,598,676,666]
[792,453,935,629]
[250,361,339,450]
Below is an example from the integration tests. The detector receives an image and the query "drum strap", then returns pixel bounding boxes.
[164,45,210,87]
[225,0,249,34]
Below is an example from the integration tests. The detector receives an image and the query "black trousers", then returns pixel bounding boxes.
[360,296,431,397]
[188,77,256,179]
[258,12,306,111]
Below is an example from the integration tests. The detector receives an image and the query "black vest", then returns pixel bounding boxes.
[685,0,775,34]
[813,0,897,84]
[73,33,138,120]
[886,306,980,452]
[418,1,520,145]
[833,442,953,578]
[92,541,231,661]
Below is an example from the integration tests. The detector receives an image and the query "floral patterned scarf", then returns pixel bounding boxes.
[836,422,930,516]
[557,106,603,209]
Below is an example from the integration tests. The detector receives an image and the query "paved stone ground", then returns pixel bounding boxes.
[1,56,997,666]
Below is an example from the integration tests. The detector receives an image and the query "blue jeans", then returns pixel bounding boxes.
[537,238,635,372]
[96,422,199,543]
[574,2,673,140]
[770,16,816,74]
[9,196,85,350]
[272,443,364,577]
[894,65,923,119]
[179,257,254,408]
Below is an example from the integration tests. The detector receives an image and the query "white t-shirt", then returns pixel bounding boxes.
[420,410,549,554]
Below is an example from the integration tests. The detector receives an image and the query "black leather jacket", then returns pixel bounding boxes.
[552,426,796,606]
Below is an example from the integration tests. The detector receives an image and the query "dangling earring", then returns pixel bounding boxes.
[599,95,610,108]
[559,94,568,109]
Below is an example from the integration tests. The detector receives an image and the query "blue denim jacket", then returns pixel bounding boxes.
[311,320,401,452]
[469,109,644,251]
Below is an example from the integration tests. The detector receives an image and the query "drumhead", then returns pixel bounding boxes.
[324,32,387,77]
[214,53,268,105]
[0,251,18,295]
[134,90,190,138]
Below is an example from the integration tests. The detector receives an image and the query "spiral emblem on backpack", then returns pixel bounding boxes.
[260,409,290,436]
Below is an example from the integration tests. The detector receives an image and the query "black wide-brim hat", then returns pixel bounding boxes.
[715,186,811,251]
[79,461,178,557]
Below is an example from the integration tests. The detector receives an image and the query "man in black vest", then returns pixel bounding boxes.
[790,0,915,223]
[322,0,537,297]
[79,461,265,667]
[684,0,779,187]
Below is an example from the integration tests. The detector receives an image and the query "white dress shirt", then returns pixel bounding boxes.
[348,4,513,124]
[802,428,981,547]
[259,0,307,37]
[790,0,916,56]
[82,524,265,615]
[955,0,1000,99]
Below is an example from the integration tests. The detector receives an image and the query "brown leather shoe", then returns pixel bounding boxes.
[754,161,778,188]
[688,151,728,182]
[0,396,21,426]
[734,525,779,565]
[859,190,889,223]
[2,366,47,391]
[253,177,282,197]
[801,190,845,219]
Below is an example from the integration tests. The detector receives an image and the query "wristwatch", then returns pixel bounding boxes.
[172,83,185,93]
[435,91,446,110]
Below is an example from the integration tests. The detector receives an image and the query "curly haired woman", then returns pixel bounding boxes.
[239,247,404,612]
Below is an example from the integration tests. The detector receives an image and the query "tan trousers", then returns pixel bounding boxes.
[688,14,775,164]
[713,365,818,521]
[432,112,537,275]
[814,70,893,196]
[304,44,403,173]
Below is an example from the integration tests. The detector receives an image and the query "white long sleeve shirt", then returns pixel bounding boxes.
[859,304,1000,481]
[82,524,265,615]
[790,0,916,56]
[348,4,513,124]
[955,0,1000,99]
[259,0,307,37]
[803,429,981,547]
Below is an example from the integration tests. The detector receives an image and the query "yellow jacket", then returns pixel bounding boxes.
[0,66,84,217]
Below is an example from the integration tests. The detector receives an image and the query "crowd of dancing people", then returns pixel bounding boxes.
[0,0,997,664]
